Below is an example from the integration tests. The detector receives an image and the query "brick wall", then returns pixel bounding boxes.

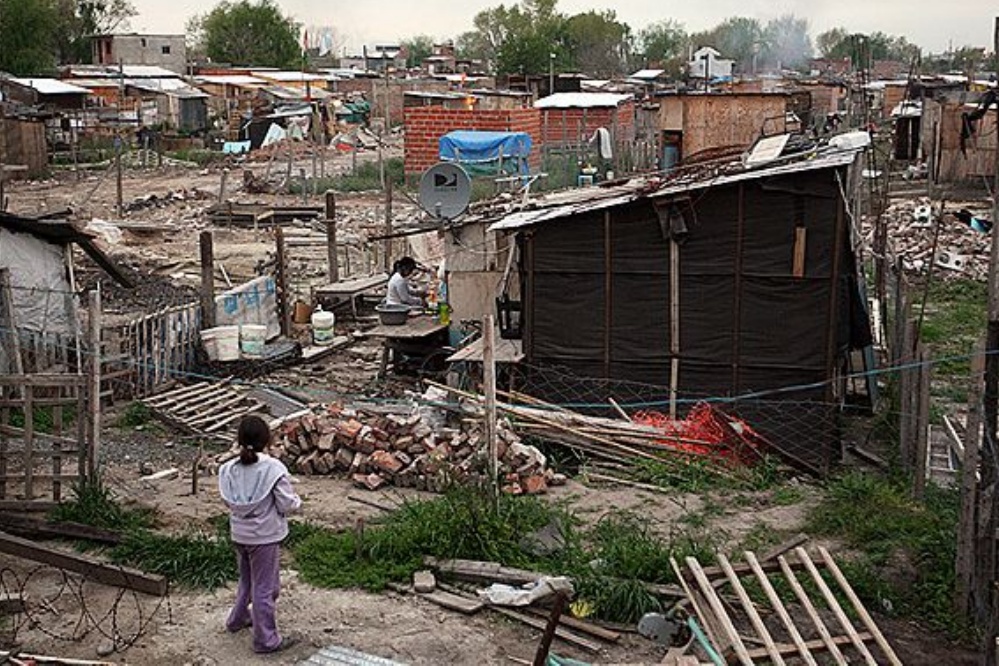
[539,100,636,146]
[403,106,542,175]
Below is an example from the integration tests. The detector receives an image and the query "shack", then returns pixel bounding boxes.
[657,92,793,167]
[922,95,996,183]
[0,212,132,372]
[477,143,871,473]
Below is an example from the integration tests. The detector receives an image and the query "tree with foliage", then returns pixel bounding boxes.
[815,27,920,69]
[762,14,811,70]
[465,0,569,76]
[401,35,434,69]
[0,0,61,74]
[816,27,850,59]
[637,19,688,74]
[189,0,301,68]
[564,10,631,77]
[56,0,137,63]
[691,17,764,74]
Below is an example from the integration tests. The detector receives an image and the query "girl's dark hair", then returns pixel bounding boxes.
[394,256,417,276]
[237,415,271,465]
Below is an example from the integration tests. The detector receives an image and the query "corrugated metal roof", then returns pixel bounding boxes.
[630,69,665,80]
[253,70,327,83]
[487,149,861,232]
[534,92,633,109]
[195,74,267,86]
[11,78,89,95]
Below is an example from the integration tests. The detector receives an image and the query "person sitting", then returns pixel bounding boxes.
[386,256,425,307]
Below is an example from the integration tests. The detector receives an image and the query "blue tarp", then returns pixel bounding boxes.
[439,130,532,175]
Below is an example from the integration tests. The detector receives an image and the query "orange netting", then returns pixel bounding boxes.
[632,402,767,466]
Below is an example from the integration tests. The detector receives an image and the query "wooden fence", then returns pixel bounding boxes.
[0,374,92,504]
[102,302,202,399]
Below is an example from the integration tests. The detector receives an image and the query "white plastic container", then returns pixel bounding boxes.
[311,308,336,346]
[240,324,267,358]
[201,325,240,361]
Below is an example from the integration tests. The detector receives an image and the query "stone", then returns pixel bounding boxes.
[413,569,436,593]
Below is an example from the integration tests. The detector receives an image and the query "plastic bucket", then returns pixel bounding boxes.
[311,310,336,346]
[202,325,240,361]
[240,324,267,358]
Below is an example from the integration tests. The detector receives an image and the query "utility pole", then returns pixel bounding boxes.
[981,17,999,666]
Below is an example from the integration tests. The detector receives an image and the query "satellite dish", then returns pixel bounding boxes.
[419,163,471,220]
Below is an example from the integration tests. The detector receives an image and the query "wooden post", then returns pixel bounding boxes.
[913,345,930,500]
[383,177,394,273]
[956,340,985,617]
[669,238,680,419]
[299,167,307,203]
[325,190,339,282]
[483,314,498,504]
[275,227,291,336]
[199,231,215,329]
[87,285,102,479]
[0,269,24,377]
[114,140,123,218]
[984,19,999,665]
[532,591,567,666]
[218,168,228,205]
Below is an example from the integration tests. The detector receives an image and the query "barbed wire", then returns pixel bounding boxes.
[0,564,171,654]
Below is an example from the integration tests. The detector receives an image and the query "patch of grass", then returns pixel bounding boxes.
[9,405,76,435]
[115,401,154,429]
[164,149,219,166]
[806,471,969,638]
[629,455,787,494]
[49,476,155,533]
[295,157,405,194]
[110,521,236,590]
[919,278,987,379]
[771,484,806,506]
[290,486,720,624]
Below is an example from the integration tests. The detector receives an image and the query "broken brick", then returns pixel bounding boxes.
[522,475,548,495]
[370,450,404,476]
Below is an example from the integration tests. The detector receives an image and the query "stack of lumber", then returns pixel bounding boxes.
[232,405,560,494]
[427,381,765,481]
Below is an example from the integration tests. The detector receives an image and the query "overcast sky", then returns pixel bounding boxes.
[130,0,989,56]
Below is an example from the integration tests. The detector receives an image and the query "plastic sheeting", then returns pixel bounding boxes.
[0,229,73,335]
[439,131,532,175]
[214,276,280,340]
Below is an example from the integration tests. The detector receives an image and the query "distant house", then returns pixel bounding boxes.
[124,78,209,133]
[688,47,734,79]
[92,34,188,75]
[534,92,636,150]
[0,77,90,111]
[363,45,406,73]
[424,43,458,75]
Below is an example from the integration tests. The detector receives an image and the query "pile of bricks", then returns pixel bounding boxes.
[267,406,561,494]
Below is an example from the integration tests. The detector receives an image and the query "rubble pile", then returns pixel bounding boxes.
[267,406,560,494]
[124,188,212,213]
[877,197,992,280]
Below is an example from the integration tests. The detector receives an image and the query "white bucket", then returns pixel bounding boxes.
[311,310,336,346]
[201,326,240,361]
[240,324,267,358]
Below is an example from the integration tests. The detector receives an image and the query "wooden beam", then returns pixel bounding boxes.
[0,530,167,596]
[716,553,788,665]
[686,556,754,666]
[0,513,121,545]
[777,554,849,664]
[745,551,817,665]
[199,231,215,329]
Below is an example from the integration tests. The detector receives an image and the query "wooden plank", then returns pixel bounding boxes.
[777,554,848,664]
[792,226,807,278]
[686,556,754,666]
[24,386,34,500]
[745,633,874,661]
[716,553,787,665]
[0,529,166,596]
[795,547,878,666]
[489,607,603,653]
[745,551,818,666]
[0,514,121,544]
[817,546,903,666]
[0,375,86,388]
[0,501,59,512]
[417,589,484,614]
[0,424,78,446]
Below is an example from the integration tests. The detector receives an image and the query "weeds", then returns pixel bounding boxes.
[110,523,237,590]
[49,476,155,533]
[115,402,154,429]
[290,486,719,624]
[292,158,405,194]
[9,405,76,435]
[806,471,970,638]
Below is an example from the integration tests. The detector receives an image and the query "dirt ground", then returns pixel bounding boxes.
[0,159,986,664]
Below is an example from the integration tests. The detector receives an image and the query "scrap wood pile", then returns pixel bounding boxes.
[232,401,561,494]
[428,381,772,482]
